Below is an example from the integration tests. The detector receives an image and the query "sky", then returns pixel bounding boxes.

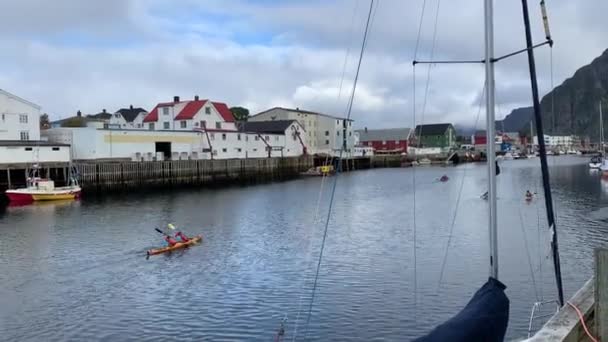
[0,0,606,129]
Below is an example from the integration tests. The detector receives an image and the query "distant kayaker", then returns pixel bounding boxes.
[164,235,179,247]
[175,231,190,243]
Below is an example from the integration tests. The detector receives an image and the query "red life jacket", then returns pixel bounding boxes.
[165,236,178,246]
[175,232,190,242]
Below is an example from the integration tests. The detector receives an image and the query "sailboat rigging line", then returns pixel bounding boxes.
[291,167,330,341]
[413,41,551,65]
[517,202,540,302]
[302,0,375,337]
[337,0,360,102]
[521,0,564,306]
[437,79,485,288]
[418,0,442,133]
[411,0,428,318]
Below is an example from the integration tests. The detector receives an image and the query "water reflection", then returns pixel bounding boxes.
[0,156,604,341]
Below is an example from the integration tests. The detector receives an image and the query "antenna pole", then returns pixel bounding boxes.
[484,0,499,280]
[521,0,564,306]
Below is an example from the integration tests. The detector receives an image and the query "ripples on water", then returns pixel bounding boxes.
[0,156,606,341]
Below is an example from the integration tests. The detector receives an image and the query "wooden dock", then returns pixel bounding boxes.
[521,248,608,341]
[75,157,314,192]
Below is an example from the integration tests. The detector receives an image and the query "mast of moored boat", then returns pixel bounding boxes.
[484,0,499,280]
[521,0,564,306]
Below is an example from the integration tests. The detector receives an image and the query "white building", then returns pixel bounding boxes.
[110,105,148,129]
[0,89,71,166]
[533,135,576,147]
[0,88,41,141]
[43,121,307,161]
[142,96,237,132]
[249,107,355,157]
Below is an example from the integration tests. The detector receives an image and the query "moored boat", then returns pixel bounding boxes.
[300,165,335,177]
[5,177,81,203]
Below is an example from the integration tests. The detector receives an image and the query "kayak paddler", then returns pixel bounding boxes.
[168,223,191,243]
[164,235,179,247]
[175,231,190,243]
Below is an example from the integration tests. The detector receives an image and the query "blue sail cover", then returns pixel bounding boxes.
[414,277,509,342]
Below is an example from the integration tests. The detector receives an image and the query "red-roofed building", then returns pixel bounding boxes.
[142,96,237,132]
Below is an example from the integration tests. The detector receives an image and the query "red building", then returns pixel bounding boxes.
[356,128,412,154]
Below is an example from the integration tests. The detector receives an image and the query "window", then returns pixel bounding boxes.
[222,148,227,153]
[205,107,211,114]
[210,133,215,140]
[52,147,60,151]
[337,131,340,136]
[237,134,241,141]
[275,136,279,141]
[246,136,249,141]
[212,150,217,156]
[1,114,4,121]
[336,119,340,124]
[325,131,329,136]
[265,135,270,141]
[349,121,352,127]
[149,123,155,130]
[325,140,329,145]
[137,124,142,128]
[19,114,28,123]
[215,122,221,129]
[200,120,206,128]
[24,147,32,151]
[236,148,242,152]
[162,107,169,115]
[349,132,352,136]
[180,121,187,128]
[222,134,226,140]
[20,131,29,141]
[253,148,258,152]
[255,136,259,141]
[163,122,170,129]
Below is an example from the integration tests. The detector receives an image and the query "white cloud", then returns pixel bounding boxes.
[0,0,605,130]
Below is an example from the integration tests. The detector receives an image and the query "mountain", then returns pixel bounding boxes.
[539,48,608,140]
[495,106,533,133]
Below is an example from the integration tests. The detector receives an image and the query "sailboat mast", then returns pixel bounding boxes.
[521,0,564,306]
[484,0,499,280]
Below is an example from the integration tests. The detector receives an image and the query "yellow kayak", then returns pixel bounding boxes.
[147,236,202,256]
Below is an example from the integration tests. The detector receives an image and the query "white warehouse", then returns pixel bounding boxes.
[42,120,307,161]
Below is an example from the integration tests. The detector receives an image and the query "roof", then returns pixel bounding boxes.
[212,102,236,122]
[0,88,41,109]
[87,112,112,120]
[143,100,235,123]
[0,140,69,147]
[251,106,352,121]
[356,128,411,141]
[143,102,173,123]
[174,100,207,120]
[116,107,147,122]
[414,123,453,136]
[237,120,299,134]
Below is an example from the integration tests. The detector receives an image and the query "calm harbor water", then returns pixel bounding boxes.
[1,156,607,341]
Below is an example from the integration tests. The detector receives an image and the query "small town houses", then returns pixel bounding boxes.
[42,95,312,161]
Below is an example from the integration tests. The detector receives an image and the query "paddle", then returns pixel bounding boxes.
[155,227,169,236]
